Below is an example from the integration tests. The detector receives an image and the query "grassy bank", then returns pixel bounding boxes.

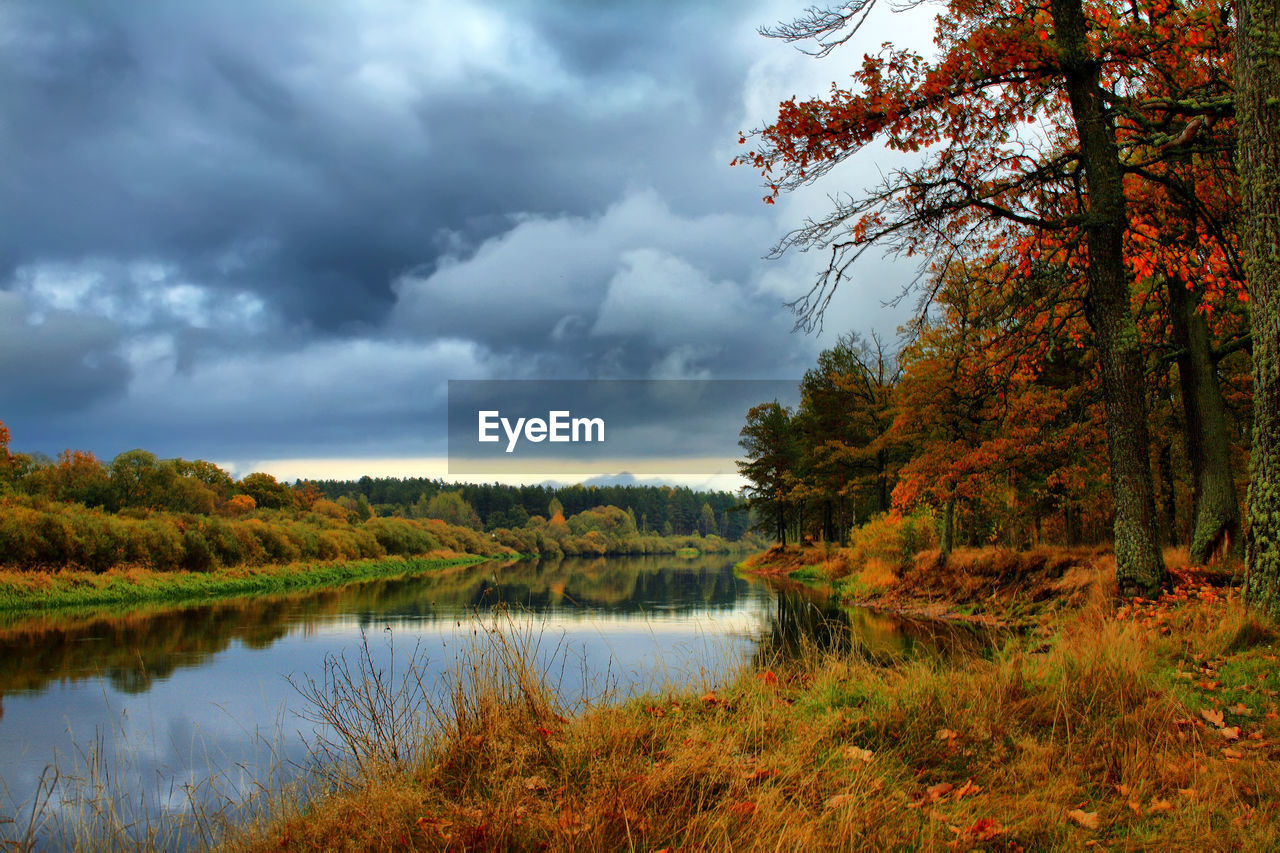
[0,552,493,613]
[203,558,1280,852]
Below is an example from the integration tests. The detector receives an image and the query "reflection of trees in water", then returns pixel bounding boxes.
[754,587,995,668]
[0,554,756,696]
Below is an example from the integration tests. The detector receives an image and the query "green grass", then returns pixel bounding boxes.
[787,565,826,582]
[0,554,491,614]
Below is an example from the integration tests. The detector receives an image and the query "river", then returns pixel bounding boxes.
[0,553,977,846]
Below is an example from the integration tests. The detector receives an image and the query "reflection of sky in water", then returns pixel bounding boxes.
[0,556,775,840]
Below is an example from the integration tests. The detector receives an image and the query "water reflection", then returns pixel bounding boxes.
[0,554,769,843]
[0,556,989,846]
[755,583,998,666]
[0,554,754,699]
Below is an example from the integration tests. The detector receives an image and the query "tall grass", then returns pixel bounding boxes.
[8,586,1279,850]
[226,592,1280,851]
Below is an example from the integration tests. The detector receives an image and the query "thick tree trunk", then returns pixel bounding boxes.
[1238,0,1280,612]
[1050,0,1167,593]
[1167,279,1242,563]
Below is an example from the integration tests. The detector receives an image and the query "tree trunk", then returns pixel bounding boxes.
[1167,278,1242,563]
[1238,0,1280,612]
[1050,0,1167,593]
[940,494,957,559]
[1065,502,1081,546]
[1157,437,1180,548]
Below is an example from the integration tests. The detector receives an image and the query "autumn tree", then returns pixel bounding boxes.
[893,260,1109,553]
[0,421,15,490]
[35,450,112,506]
[239,472,296,510]
[1236,0,1280,612]
[735,0,1243,591]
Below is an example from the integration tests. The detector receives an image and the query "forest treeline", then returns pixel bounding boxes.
[731,0,1274,599]
[0,423,752,572]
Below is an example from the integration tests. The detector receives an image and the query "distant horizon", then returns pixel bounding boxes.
[223,458,748,493]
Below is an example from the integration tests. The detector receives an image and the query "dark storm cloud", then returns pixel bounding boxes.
[0,0,925,464]
[2,0,755,328]
[0,291,131,419]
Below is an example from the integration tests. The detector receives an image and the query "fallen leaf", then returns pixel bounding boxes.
[1066,809,1101,830]
[1201,709,1225,728]
[1149,798,1173,813]
[825,794,858,810]
[953,779,980,801]
[728,801,756,818]
[524,776,547,792]
[747,766,775,782]
[700,692,721,706]
[963,817,1002,841]
[1231,702,1252,716]
[1221,747,1243,759]
[1220,726,1241,741]
[1177,788,1196,799]
[926,782,955,802]
[1127,800,1142,816]
[758,670,779,686]
[936,728,959,742]
[843,746,874,763]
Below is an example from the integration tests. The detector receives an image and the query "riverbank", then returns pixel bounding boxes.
[0,552,494,613]
[737,542,1114,627]
[212,552,1279,851]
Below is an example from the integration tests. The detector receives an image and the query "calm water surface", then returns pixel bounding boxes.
[0,553,974,842]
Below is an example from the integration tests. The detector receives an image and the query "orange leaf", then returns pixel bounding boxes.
[1066,809,1100,830]
[963,817,1002,841]
[825,793,858,810]
[926,782,955,802]
[728,801,756,817]
[1220,726,1241,741]
[1201,709,1225,728]
[843,746,874,763]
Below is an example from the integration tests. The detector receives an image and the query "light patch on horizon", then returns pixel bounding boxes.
[224,456,746,492]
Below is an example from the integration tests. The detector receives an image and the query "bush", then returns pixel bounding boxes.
[847,510,937,569]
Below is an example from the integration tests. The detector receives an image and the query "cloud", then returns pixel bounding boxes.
[0,0,930,467]
[392,189,817,378]
[0,290,131,419]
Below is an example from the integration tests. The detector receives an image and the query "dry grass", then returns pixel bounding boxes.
[220,587,1280,852]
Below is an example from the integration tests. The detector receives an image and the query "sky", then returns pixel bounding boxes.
[0,0,935,485]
